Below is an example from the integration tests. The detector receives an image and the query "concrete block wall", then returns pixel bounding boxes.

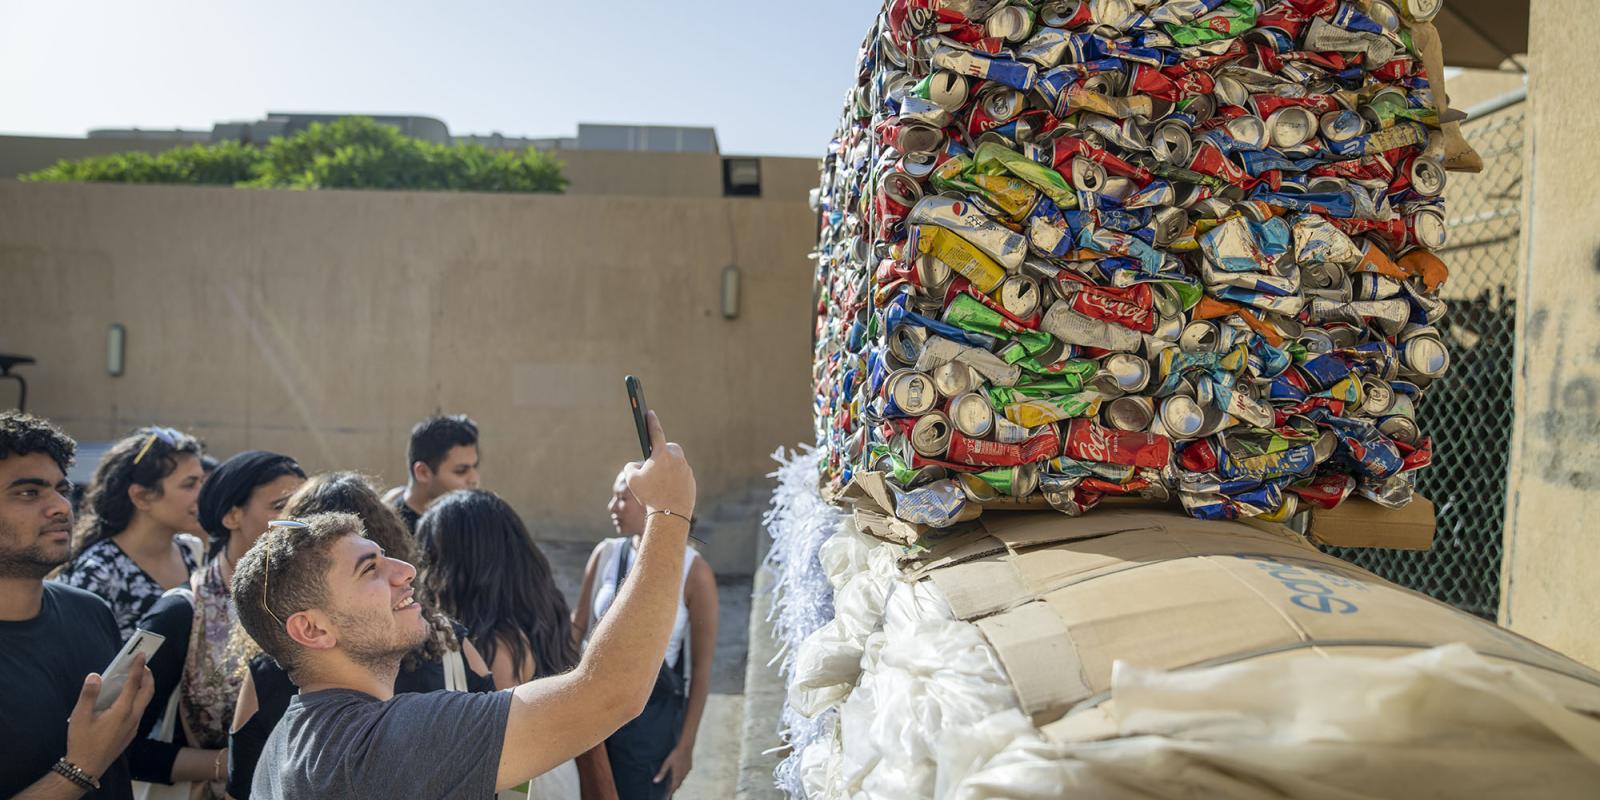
[0,178,816,574]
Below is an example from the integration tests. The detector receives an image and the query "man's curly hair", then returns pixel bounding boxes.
[0,411,75,473]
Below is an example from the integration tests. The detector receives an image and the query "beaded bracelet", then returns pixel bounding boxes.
[647,509,692,524]
[52,758,99,791]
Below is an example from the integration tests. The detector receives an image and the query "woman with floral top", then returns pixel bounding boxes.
[56,426,206,640]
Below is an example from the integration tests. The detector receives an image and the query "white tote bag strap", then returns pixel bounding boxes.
[443,647,469,692]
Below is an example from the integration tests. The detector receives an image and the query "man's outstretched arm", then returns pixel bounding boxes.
[495,411,695,790]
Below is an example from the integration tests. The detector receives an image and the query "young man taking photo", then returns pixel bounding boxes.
[236,411,695,799]
[389,414,481,533]
[0,411,155,799]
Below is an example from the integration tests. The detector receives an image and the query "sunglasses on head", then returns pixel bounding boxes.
[261,519,310,629]
[131,426,184,466]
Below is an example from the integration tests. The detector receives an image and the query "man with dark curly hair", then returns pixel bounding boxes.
[1,411,154,799]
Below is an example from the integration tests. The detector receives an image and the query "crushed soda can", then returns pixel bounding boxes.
[812,0,1463,527]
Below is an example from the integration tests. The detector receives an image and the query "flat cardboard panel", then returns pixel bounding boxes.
[1306,495,1436,550]
[939,513,1600,725]
[975,602,1093,715]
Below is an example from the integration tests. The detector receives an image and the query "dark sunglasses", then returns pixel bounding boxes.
[261,519,310,628]
[131,426,184,466]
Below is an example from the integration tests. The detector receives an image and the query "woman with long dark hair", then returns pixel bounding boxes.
[225,472,497,799]
[416,489,615,800]
[132,450,305,798]
[57,426,206,640]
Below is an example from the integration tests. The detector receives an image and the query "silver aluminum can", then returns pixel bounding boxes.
[1324,321,1364,350]
[881,170,924,208]
[1184,93,1216,123]
[1151,206,1189,247]
[1399,334,1450,380]
[895,122,946,156]
[1408,207,1448,250]
[950,391,995,438]
[1266,106,1318,149]
[1378,414,1421,445]
[1354,272,1404,301]
[1313,429,1339,463]
[1299,326,1337,355]
[1224,115,1269,150]
[1150,120,1193,166]
[1214,74,1249,108]
[932,361,978,398]
[1159,395,1207,440]
[1069,156,1108,193]
[978,83,1026,122]
[887,369,939,416]
[887,324,928,365]
[998,274,1043,318]
[1319,109,1366,142]
[1409,156,1447,197]
[1366,0,1402,32]
[1101,353,1151,393]
[1103,395,1156,432]
[915,252,953,293]
[1179,320,1221,353]
[985,4,1034,42]
[1011,461,1042,498]
[1040,0,1085,28]
[1360,377,1397,417]
[910,411,955,458]
[927,71,970,113]
[1399,0,1442,23]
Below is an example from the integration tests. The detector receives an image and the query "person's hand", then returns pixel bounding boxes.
[66,653,155,778]
[624,411,696,520]
[653,744,692,796]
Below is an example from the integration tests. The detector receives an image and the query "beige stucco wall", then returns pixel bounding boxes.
[0,179,816,571]
[1501,0,1600,667]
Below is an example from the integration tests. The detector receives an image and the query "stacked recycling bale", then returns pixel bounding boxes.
[812,0,1473,526]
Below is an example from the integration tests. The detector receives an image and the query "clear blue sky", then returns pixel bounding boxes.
[0,0,875,157]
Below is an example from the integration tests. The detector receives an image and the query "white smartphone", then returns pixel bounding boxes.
[94,629,164,712]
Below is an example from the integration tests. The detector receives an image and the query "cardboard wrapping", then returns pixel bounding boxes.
[911,509,1600,731]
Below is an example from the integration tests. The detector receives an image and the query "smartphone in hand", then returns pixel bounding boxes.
[95,629,164,712]
[626,375,652,460]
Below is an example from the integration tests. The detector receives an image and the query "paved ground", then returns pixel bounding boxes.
[540,538,754,800]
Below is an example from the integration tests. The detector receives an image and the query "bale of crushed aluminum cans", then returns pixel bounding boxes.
[811,0,1479,528]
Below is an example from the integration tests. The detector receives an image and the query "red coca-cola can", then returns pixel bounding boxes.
[1061,281,1157,333]
[1062,419,1171,469]
[1311,155,1395,184]
[947,427,1060,467]
[1187,141,1255,188]
[1178,438,1220,473]
[1051,137,1156,186]
[1250,94,1340,118]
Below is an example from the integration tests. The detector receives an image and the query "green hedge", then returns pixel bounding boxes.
[21,117,567,194]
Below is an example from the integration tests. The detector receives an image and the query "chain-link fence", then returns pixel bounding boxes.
[1320,97,1526,620]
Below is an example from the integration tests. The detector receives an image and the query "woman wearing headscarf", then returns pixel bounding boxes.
[129,450,306,799]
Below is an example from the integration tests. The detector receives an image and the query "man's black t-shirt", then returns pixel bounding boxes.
[0,582,135,799]
[390,491,421,535]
